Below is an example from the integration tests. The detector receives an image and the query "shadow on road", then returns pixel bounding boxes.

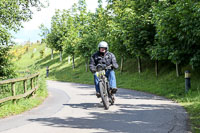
[115,89,167,101]
[28,102,186,133]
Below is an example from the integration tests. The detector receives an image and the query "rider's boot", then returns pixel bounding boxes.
[96,92,101,98]
[112,96,115,102]
[111,88,118,94]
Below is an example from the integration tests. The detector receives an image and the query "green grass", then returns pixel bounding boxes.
[0,43,48,118]
[0,75,48,118]
[5,43,200,132]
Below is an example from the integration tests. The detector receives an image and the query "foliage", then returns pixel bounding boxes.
[39,24,50,44]
[63,5,79,57]
[39,49,44,58]
[0,0,47,78]
[0,0,47,45]
[76,11,98,58]
[152,0,200,67]
[0,47,15,79]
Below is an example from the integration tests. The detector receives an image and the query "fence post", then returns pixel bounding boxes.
[23,80,27,93]
[31,78,35,96]
[11,83,16,104]
[36,75,39,91]
[0,73,40,104]
[31,78,34,89]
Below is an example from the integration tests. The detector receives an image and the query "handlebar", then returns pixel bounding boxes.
[96,64,112,71]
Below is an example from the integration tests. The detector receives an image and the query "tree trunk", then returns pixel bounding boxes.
[137,56,142,74]
[72,55,75,69]
[120,56,124,74]
[59,51,62,62]
[176,62,180,77]
[155,60,158,77]
[51,49,54,60]
[68,56,70,64]
[85,57,88,72]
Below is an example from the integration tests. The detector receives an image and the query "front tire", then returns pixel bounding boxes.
[99,81,109,110]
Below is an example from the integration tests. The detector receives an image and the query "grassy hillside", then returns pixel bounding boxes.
[0,43,48,118]
[13,43,200,132]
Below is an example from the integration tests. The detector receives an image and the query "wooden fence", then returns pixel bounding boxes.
[0,73,39,104]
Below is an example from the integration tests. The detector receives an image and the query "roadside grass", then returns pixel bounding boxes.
[0,75,48,118]
[0,43,48,118]
[4,43,200,132]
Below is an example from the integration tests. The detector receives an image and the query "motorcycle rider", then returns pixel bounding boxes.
[89,41,118,98]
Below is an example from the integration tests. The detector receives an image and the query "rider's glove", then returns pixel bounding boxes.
[91,66,96,73]
[107,65,112,70]
[102,64,107,70]
[96,64,106,71]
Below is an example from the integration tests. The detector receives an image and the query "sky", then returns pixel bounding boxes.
[14,0,106,44]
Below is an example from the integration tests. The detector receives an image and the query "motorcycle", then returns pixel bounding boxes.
[95,64,115,110]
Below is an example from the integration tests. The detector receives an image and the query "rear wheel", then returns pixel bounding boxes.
[99,81,109,110]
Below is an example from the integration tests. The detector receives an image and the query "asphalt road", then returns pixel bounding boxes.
[0,80,190,133]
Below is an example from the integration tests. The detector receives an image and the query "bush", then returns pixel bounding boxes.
[31,53,34,58]
[0,47,16,79]
[39,49,44,58]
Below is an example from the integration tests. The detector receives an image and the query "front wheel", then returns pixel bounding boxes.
[99,81,109,110]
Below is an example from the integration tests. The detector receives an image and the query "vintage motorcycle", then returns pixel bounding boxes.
[95,64,115,110]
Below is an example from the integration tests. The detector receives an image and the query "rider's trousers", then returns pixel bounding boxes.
[94,69,117,93]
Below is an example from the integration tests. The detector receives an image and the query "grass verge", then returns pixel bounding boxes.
[0,74,48,118]
[0,43,48,118]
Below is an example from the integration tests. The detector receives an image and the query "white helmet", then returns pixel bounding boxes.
[98,41,108,50]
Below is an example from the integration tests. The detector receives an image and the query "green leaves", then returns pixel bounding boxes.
[152,0,200,66]
[0,26,12,45]
[41,0,200,69]
[0,0,47,32]
[0,0,47,78]
[0,46,15,78]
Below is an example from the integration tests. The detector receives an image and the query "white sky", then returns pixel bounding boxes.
[14,0,106,43]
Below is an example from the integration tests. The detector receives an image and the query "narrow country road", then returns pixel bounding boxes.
[0,80,190,133]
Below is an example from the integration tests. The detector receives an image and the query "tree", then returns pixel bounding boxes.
[39,24,55,59]
[62,4,80,69]
[0,0,47,45]
[152,0,200,76]
[107,0,155,74]
[0,46,15,78]
[76,0,91,71]
[0,0,47,78]
[76,12,98,72]
[106,0,131,73]
[42,0,200,78]
[126,0,155,74]
[0,0,46,32]
[39,24,50,43]
[49,9,69,62]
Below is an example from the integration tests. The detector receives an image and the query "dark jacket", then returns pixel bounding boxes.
[89,51,118,73]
